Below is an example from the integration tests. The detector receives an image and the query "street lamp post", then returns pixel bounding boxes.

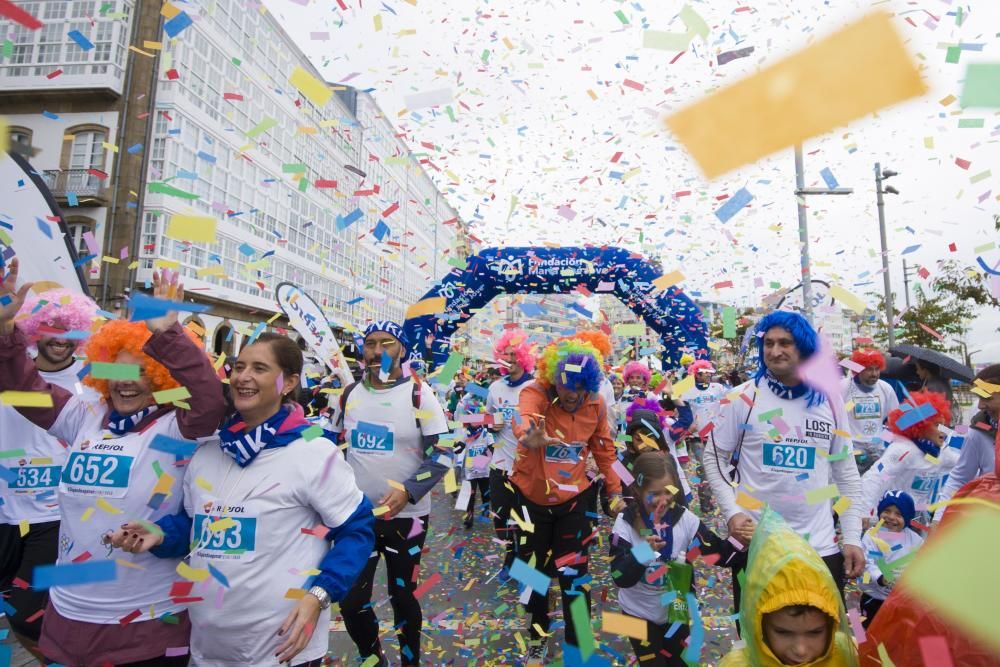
[875,163,900,346]
[793,145,854,325]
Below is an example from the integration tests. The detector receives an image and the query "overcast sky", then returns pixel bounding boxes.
[265,0,1000,359]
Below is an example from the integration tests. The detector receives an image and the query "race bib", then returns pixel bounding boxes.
[9,464,61,493]
[193,513,258,561]
[499,406,517,423]
[350,421,394,455]
[467,444,488,460]
[763,443,816,471]
[61,452,133,498]
[544,442,584,464]
[853,396,882,419]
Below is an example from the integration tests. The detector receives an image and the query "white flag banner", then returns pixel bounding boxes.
[275,281,353,387]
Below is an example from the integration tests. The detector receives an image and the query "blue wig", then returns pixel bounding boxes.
[754,311,825,406]
[556,352,604,394]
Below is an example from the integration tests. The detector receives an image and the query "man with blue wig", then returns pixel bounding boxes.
[334,320,451,667]
[703,310,864,618]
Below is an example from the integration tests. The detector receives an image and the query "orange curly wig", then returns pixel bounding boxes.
[570,330,613,361]
[82,321,203,399]
[887,390,952,440]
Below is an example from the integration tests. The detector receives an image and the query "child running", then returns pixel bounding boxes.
[859,490,923,628]
[610,451,737,666]
[454,393,494,529]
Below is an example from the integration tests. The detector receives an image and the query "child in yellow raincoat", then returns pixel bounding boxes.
[720,508,859,666]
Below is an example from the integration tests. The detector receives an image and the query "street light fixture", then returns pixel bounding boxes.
[794,145,855,324]
[875,163,900,346]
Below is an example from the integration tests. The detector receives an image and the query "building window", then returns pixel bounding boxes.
[65,217,96,258]
[7,126,32,154]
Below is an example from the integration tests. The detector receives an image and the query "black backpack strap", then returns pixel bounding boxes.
[411,375,423,431]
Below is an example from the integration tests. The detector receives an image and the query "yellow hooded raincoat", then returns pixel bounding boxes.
[720,508,859,667]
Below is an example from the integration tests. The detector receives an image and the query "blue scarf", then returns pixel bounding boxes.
[635,503,681,561]
[218,406,312,467]
[505,372,533,388]
[912,437,941,459]
[106,405,159,436]
[764,370,809,401]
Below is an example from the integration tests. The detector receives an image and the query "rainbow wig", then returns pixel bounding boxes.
[83,320,202,399]
[625,397,667,430]
[754,310,824,406]
[572,330,612,360]
[888,390,951,440]
[851,348,886,371]
[17,289,99,340]
[538,339,604,393]
[623,360,651,385]
[493,328,537,375]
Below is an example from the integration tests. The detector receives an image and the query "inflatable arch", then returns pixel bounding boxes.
[403,246,709,369]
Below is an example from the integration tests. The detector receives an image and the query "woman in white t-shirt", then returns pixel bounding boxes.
[0,263,227,666]
[861,390,961,522]
[112,333,375,667]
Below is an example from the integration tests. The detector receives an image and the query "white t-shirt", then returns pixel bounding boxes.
[841,378,899,443]
[598,377,617,434]
[341,380,449,518]
[860,434,960,517]
[182,436,364,667]
[706,380,863,555]
[612,510,701,625]
[458,428,494,481]
[0,361,99,525]
[485,378,530,473]
[47,398,194,623]
[681,382,727,433]
[860,527,923,600]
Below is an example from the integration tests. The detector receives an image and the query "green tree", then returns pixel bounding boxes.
[874,260,999,350]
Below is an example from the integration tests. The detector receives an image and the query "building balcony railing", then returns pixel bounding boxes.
[0,61,125,100]
[42,169,110,207]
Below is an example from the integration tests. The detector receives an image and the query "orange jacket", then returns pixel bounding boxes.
[510,381,622,506]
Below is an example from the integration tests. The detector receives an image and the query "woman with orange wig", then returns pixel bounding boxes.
[860,390,961,523]
[0,261,226,666]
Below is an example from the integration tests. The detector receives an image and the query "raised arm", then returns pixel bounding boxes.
[139,270,226,439]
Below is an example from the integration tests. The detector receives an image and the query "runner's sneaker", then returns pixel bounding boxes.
[523,640,548,666]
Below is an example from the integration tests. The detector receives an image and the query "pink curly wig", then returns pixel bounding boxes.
[82,321,203,399]
[16,289,99,340]
[493,328,537,374]
[888,390,952,440]
[623,361,651,385]
[687,359,714,376]
[851,348,886,371]
[625,397,667,430]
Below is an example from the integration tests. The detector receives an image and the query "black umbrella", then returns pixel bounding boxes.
[889,344,974,383]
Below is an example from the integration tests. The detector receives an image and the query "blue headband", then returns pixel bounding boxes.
[364,320,410,361]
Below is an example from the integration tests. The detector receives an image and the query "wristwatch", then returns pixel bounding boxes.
[307,585,331,610]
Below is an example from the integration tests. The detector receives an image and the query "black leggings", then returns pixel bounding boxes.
[515,484,597,647]
[117,657,190,667]
[627,617,691,667]
[0,520,59,641]
[465,477,490,514]
[860,593,884,628]
[341,514,429,666]
[488,468,516,568]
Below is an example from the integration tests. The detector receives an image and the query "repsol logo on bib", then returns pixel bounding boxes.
[93,443,126,452]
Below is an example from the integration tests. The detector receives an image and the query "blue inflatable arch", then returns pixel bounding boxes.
[403,246,709,369]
